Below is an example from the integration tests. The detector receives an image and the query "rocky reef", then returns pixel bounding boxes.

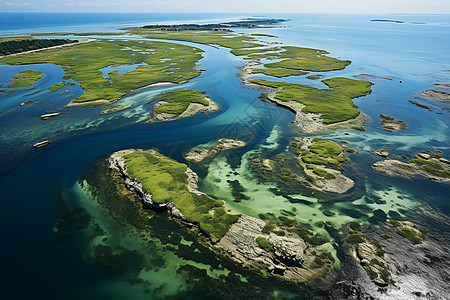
[184,138,246,163]
[373,152,450,183]
[379,114,407,132]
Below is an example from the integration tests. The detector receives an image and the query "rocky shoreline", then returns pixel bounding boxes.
[108,148,335,283]
[373,152,450,183]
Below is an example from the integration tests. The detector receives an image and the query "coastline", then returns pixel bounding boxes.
[240,61,368,133]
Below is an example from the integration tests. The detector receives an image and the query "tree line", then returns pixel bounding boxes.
[0,39,77,56]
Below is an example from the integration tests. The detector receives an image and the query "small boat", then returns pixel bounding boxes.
[60,90,69,94]
[41,112,61,120]
[33,140,51,148]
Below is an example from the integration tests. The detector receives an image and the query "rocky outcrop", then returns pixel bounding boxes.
[184,138,246,163]
[379,114,407,132]
[419,89,450,103]
[372,149,389,158]
[108,149,188,220]
[373,153,450,183]
[353,240,390,286]
[217,214,324,281]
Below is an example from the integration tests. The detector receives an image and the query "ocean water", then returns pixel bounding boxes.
[0,13,449,299]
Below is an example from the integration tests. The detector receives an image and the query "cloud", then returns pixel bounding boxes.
[4,1,33,6]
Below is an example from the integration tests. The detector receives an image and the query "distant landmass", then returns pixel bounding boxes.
[370,19,405,23]
[142,18,287,31]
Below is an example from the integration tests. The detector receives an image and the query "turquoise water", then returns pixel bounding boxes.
[0,13,449,299]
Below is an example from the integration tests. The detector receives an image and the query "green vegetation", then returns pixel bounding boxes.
[123,150,240,242]
[10,70,44,88]
[310,251,335,268]
[256,236,273,252]
[250,77,372,123]
[250,33,277,37]
[265,56,351,72]
[293,138,346,170]
[346,234,365,244]
[227,179,250,202]
[310,138,343,157]
[0,70,44,93]
[252,67,308,78]
[305,165,336,179]
[0,39,203,104]
[349,222,362,231]
[49,82,65,92]
[410,158,450,178]
[0,38,75,55]
[151,89,209,115]
[258,214,328,246]
[396,227,426,244]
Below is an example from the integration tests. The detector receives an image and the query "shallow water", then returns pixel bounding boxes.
[0,13,449,299]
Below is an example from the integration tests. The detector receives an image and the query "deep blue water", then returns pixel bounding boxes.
[0,13,449,299]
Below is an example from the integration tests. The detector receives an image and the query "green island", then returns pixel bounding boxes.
[249,77,373,129]
[0,70,44,93]
[373,152,450,182]
[148,89,219,122]
[114,149,240,242]
[0,39,203,105]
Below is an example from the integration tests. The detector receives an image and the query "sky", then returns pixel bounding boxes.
[0,0,449,14]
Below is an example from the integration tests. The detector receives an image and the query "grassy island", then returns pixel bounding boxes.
[250,77,373,124]
[148,89,218,122]
[0,70,44,93]
[122,150,240,242]
[0,39,203,105]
